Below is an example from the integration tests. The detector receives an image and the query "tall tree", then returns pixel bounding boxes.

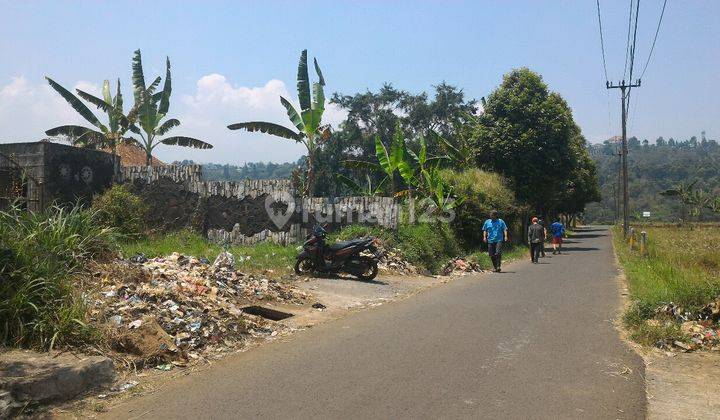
[228,49,329,196]
[474,68,579,216]
[129,50,212,167]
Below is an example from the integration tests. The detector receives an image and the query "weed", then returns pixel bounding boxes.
[0,204,117,349]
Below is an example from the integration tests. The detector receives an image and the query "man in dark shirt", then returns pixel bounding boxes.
[528,217,545,263]
[538,219,547,258]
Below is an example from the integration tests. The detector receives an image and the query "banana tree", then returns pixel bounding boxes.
[421,165,464,213]
[228,49,329,196]
[130,50,212,168]
[343,128,412,195]
[45,77,136,174]
[335,173,388,196]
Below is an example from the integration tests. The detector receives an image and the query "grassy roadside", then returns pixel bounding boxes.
[121,230,297,275]
[613,224,720,346]
[124,223,524,277]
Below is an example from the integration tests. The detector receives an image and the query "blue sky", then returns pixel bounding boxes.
[1,0,718,164]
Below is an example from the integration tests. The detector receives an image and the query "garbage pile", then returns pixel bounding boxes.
[88,251,308,366]
[441,258,482,276]
[377,247,418,275]
[655,298,720,323]
[652,297,720,352]
[653,320,720,352]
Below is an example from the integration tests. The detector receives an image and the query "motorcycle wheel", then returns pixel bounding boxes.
[294,257,315,275]
[355,256,379,281]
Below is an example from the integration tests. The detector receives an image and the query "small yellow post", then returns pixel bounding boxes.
[629,227,635,249]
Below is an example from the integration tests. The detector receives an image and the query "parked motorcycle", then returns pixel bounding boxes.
[294,225,380,281]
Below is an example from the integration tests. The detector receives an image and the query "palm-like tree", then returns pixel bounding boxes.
[45,77,136,172]
[129,50,212,167]
[228,50,329,196]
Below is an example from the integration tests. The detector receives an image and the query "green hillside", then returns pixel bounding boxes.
[585,133,720,223]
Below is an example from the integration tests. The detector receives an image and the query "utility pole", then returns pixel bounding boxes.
[614,148,622,224]
[607,79,641,237]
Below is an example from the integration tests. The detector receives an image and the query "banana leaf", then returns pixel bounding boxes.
[313,58,325,86]
[158,57,171,115]
[156,118,180,136]
[131,50,146,103]
[296,50,311,111]
[46,77,106,131]
[374,136,392,175]
[227,121,302,141]
[280,97,305,133]
[160,136,213,149]
[45,125,106,148]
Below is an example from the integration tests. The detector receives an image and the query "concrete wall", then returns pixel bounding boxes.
[121,165,399,245]
[0,141,115,211]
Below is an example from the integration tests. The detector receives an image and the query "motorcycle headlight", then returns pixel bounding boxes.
[295,246,303,252]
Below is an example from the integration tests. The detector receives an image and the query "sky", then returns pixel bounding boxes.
[1,0,718,165]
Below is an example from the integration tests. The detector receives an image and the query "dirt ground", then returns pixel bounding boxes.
[50,271,459,418]
[644,350,720,420]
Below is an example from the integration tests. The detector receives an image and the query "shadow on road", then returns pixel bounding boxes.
[313,273,389,285]
[571,233,606,239]
[560,247,600,252]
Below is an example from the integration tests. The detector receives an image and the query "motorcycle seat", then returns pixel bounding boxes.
[329,238,369,251]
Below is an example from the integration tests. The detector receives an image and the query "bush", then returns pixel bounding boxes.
[92,184,148,237]
[331,222,461,273]
[0,204,117,349]
[440,168,519,247]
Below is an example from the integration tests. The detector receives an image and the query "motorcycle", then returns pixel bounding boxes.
[294,225,380,281]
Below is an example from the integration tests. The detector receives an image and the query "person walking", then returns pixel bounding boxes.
[528,217,545,263]
[550,218,565,254]
[482,210,508,272]
[538,218,547,258]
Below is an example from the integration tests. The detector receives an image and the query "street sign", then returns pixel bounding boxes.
[642,211,651,218]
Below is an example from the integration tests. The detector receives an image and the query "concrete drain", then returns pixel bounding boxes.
[241,306,294,321]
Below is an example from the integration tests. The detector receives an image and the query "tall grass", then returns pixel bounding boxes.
[615,225,720,312]
[0,204,118,350]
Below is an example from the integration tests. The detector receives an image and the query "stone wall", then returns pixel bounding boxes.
[121,165,399,245]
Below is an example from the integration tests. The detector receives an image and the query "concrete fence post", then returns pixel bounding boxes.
[640,231,648,256]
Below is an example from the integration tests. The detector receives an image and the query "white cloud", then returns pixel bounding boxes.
[0,74,348,165]
[163,74,347,165]
[0,76,100,142]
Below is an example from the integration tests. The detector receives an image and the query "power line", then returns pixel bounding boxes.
[628,0,641,84]
[623,0,635,79]
[595,0,609,81]
[639,0,668,80]
[595,0,613,139]
[626,0,641,110]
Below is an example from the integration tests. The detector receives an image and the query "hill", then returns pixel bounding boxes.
[584,133,720,223]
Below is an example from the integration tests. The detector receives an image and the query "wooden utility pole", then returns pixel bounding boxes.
[607,79,641,237]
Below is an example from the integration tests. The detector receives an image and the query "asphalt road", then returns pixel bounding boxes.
[104,227,646,419]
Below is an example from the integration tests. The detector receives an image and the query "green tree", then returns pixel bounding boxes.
[129,50,212,167]
[475,68,579,216]
[44,77,135,172]
[228,50,329,196]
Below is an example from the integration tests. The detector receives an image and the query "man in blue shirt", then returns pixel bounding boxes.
[482,210,508,272]
[550,219,565,254]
